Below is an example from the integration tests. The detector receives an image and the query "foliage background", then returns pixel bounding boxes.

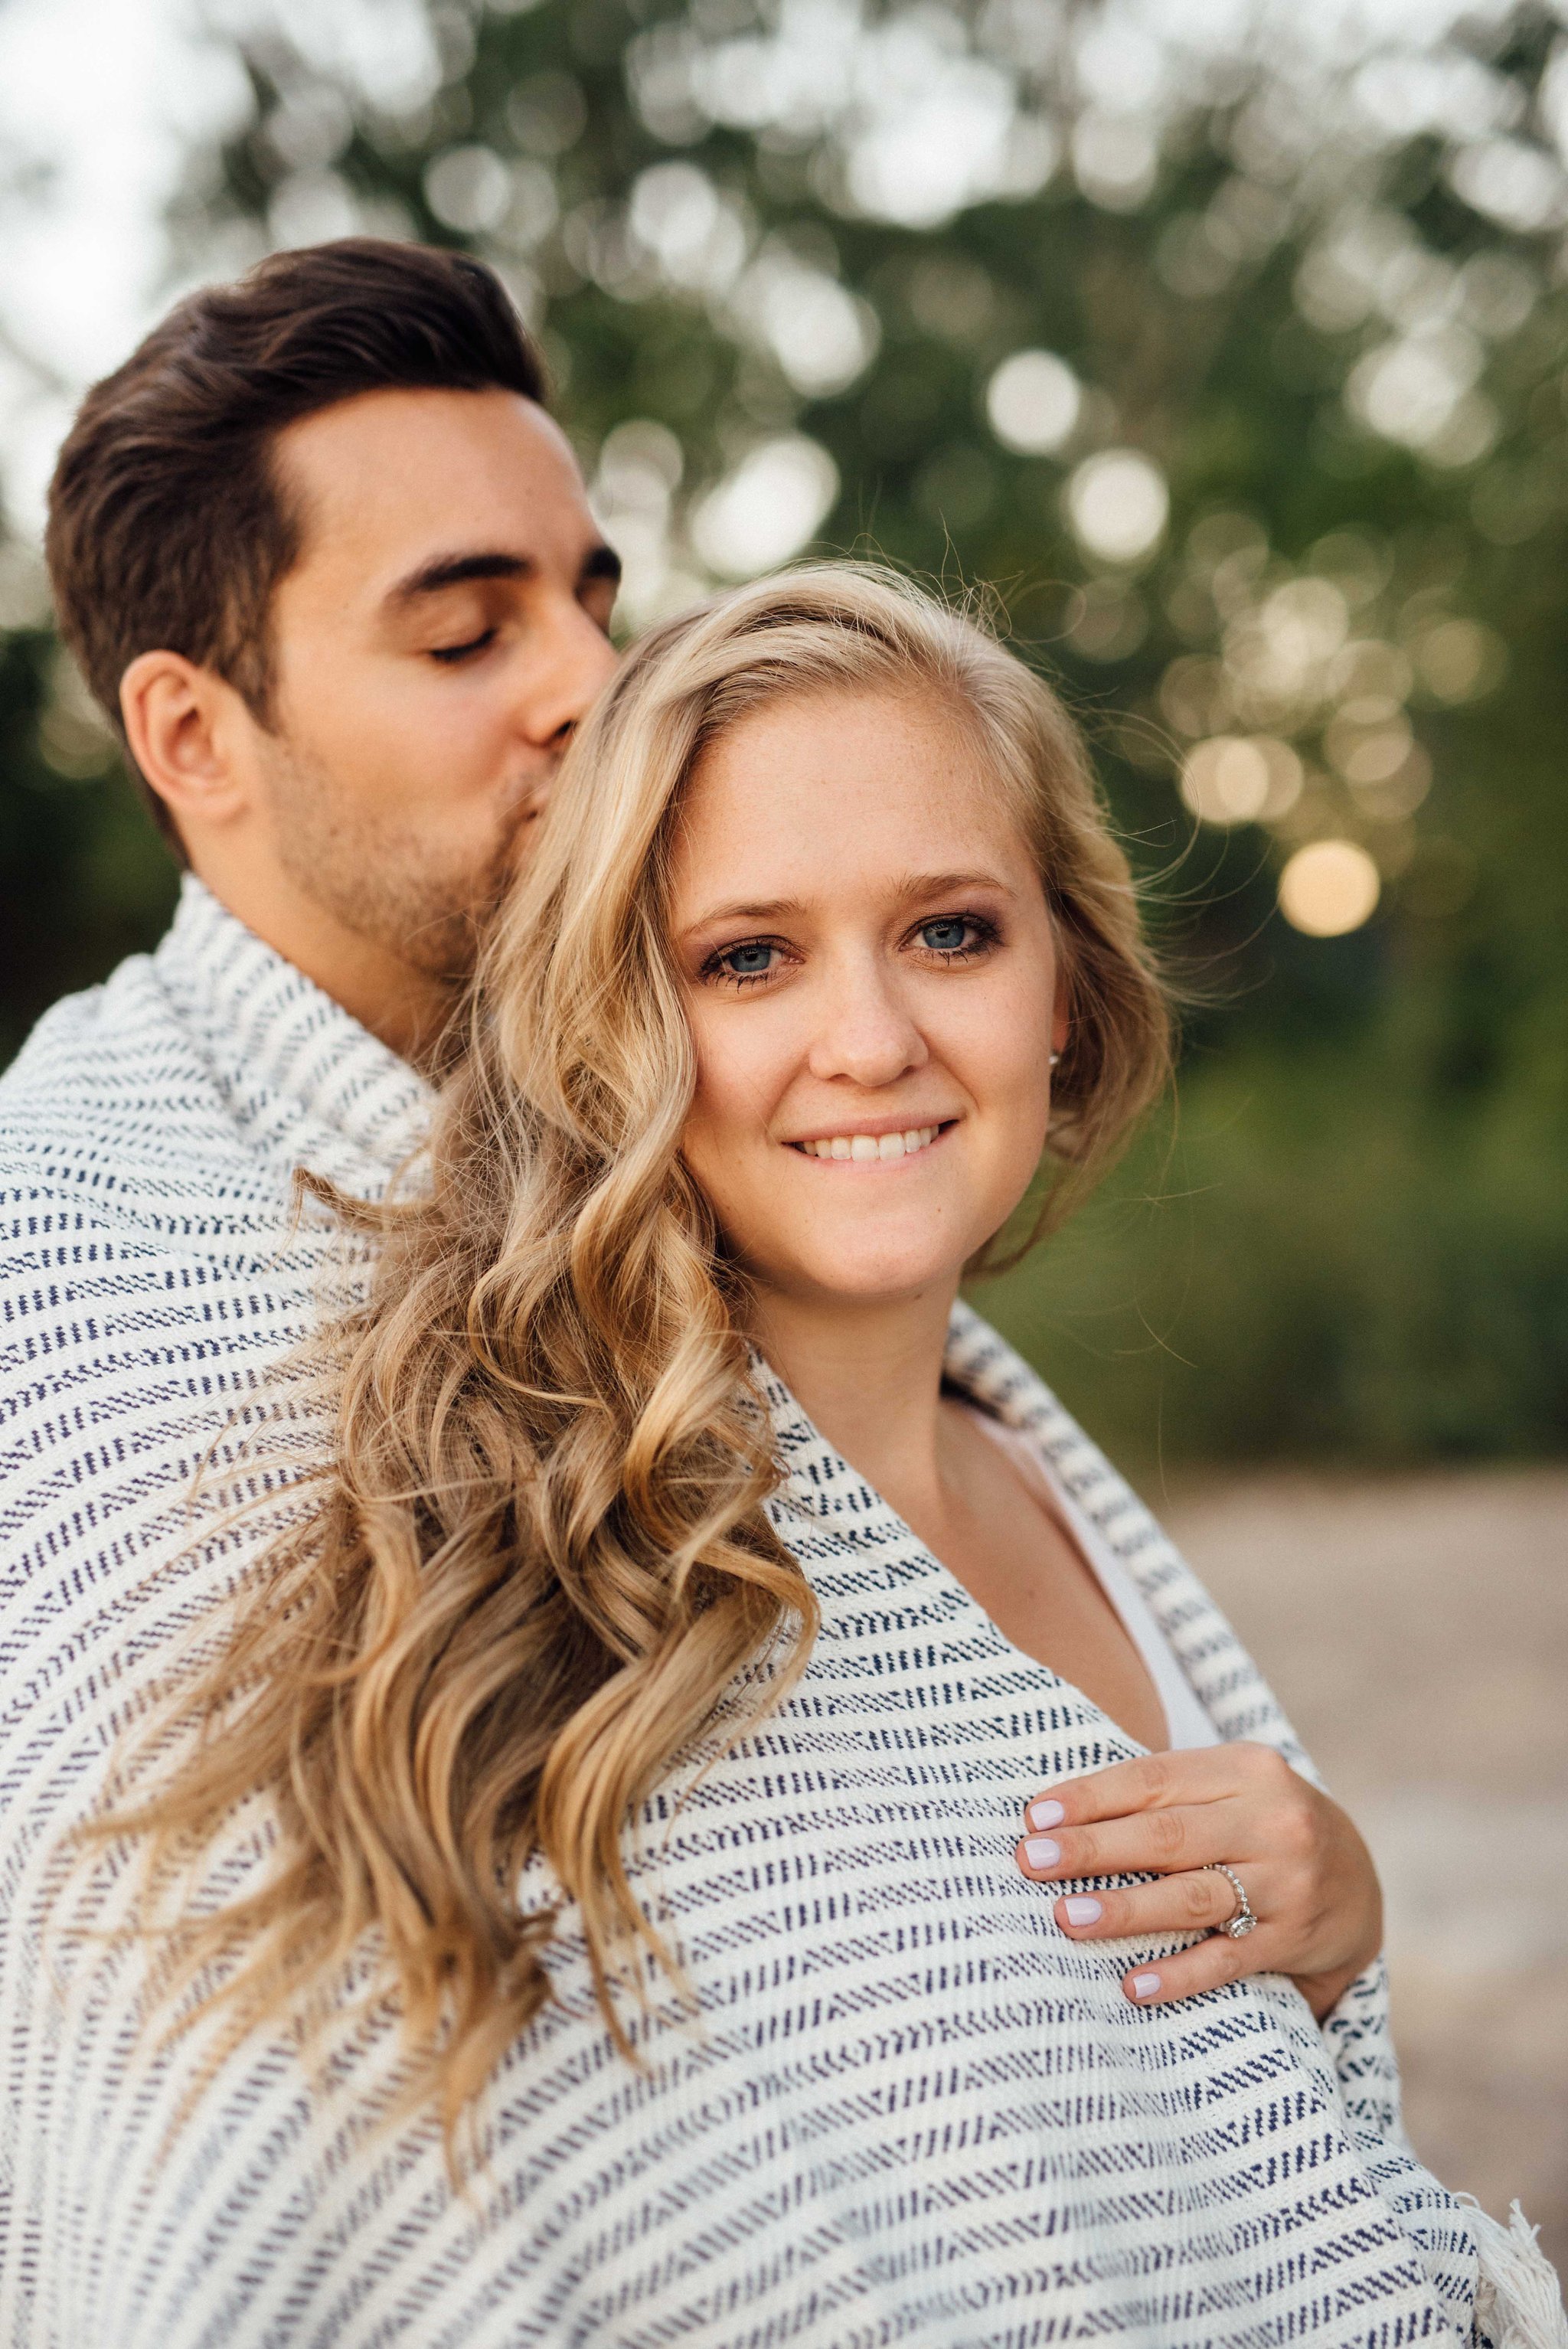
[4,0,1568,1468]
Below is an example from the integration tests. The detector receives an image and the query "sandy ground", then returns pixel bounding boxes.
[1162,1469,1568,2279]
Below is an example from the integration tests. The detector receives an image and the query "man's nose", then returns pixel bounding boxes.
[518,593,619,752]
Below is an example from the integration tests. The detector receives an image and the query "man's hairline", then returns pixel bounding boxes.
[131,378,587,729]
[262,383,629,641]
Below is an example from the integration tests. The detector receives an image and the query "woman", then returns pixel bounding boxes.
[27,567,1561,2345]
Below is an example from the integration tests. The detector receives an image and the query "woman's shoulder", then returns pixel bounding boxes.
[942,1302,1315,1773]
[942,1298,1153,1548]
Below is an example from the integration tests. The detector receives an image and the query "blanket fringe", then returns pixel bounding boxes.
[1462,2197,1568,2349]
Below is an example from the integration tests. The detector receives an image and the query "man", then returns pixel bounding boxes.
[0,242,619,2336]
[49,236,620,1062]
[1,234,618,1546]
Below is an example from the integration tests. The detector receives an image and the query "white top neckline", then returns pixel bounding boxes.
[965,1403,1223,1753]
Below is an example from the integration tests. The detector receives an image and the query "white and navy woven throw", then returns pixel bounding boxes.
[0,878,1548,2347]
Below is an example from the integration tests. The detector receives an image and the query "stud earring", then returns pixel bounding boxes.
[1048,1050,1061,1067]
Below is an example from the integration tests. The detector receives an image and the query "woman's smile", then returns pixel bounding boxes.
[788,1119,952,1163]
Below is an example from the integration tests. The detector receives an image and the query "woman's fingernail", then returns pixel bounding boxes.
[1063,1897,1102,1927]
[1130,1971,1162,2001]
[1022,1835,1061,1869]
[1027,1798,1065,1831]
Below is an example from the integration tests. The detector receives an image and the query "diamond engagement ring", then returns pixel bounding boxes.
[1204,1863,1258,1939]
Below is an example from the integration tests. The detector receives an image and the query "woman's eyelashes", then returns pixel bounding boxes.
[703,938,792,988]
[700,913,1001,992]
[912,911,1000,962]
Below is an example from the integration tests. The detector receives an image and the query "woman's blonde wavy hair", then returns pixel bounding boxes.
[87,563,1171,2146]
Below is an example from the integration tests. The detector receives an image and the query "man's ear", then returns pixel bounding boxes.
[119,651,257,841]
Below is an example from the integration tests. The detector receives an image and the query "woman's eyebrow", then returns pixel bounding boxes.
[681,896,805,933]
[893,868,1016,901]
[682,873,1017,933]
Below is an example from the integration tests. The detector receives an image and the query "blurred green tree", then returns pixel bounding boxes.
[7,0,1568,1458]
[0,573,175,1068]
[0,145,181,1063]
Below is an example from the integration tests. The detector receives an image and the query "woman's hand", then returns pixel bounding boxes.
[1014,1743,1383,2019]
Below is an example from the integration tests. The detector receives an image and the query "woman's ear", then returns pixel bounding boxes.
[119,651,255,850]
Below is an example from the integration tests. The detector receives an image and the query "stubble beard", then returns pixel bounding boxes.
[263,736,537,987]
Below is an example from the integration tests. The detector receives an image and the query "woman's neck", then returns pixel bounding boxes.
[749,1279,960,1521]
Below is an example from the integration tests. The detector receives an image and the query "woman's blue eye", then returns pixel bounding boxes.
[724,943,776,976]
[920,918,972,953]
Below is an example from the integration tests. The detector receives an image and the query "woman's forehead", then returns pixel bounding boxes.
[671,685,1030,892]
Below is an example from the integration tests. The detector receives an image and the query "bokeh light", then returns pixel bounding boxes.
[1063,449,1168,566]
[690,435,839,580]
[1181,735,1303,826]
[1410,618,1508,702]
[985,349,1081,455]
[1278,839,1382,936]
[423,145,512,234]
[733,250,880,398]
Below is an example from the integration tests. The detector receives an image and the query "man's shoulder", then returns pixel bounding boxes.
[2,947,160,1081]
[0,944,294,1232]
[0,950,342,1596]
[3,946,167,1125]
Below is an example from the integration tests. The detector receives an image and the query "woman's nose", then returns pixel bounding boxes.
[805,960,929,1088]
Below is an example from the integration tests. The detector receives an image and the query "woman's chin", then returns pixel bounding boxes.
[762,1241,972,1312]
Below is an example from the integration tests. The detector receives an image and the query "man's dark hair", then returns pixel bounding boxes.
[46,239,547,852]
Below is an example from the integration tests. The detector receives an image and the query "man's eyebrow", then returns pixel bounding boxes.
[389,550,534,602]
[387,541,623,604]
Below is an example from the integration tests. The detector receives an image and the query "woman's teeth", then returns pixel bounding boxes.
[796,1125,940,1162]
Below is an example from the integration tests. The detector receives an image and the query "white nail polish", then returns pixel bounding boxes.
[1022,1835,1060,1868]
[1027,1799,1064,1831]
[1063,1897,1102,1926]
[1131,1971,1161,2000]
